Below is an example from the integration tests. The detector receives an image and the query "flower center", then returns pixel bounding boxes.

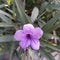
[26,34,31,39]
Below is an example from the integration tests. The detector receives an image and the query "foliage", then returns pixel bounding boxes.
[0,0,60,60]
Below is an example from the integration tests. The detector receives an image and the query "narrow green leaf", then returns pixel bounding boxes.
[43,13,60,32]
[0,10,13,19]
[41,39,60,51]
[0,23,14,27]
[49,20,60,32]
[0,4,8,8]
[40,47,55,60]
[9,42,16,60]
[39,2,48,14]
[6,8,15,14]
[0,14,13,24]
[15,0,32,24]
[0,35,15,42]
[38,19,46,27]
[14,50,21,60]
[47,3,60,10]
[43,33,60,41]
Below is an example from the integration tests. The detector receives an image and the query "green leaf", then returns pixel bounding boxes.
[0,10,13,19]
[0,4,8,8]
[43,13,60,32]
[14,50,21,60]
[31,7,39,22]
[0,35,15,42]
[49,20,60,32]
[38,19,46,27]
[39,2,48,14]
[9,42,16,60]
[28,48,40,60]
[0,14,13,24]
[47,3,60,10]
[15,0,32,24]
[0,23,14,27]
[43,33,60,41]
[40,47,55,60]
[41,39,60,51]
[6,8,15,15]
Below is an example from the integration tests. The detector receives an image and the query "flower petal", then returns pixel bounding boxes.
[23,24,34,30]
[35,27,43,39]
[19,39,30,50]
[14,30,26,41]
[31,40,40,50]
[23,24,35,34]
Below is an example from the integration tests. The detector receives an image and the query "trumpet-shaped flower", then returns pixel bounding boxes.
[14,24,43,50]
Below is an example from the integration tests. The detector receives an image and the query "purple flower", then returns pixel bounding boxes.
[14,24,43,50]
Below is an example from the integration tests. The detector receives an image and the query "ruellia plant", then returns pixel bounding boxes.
[0,0,60,60]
